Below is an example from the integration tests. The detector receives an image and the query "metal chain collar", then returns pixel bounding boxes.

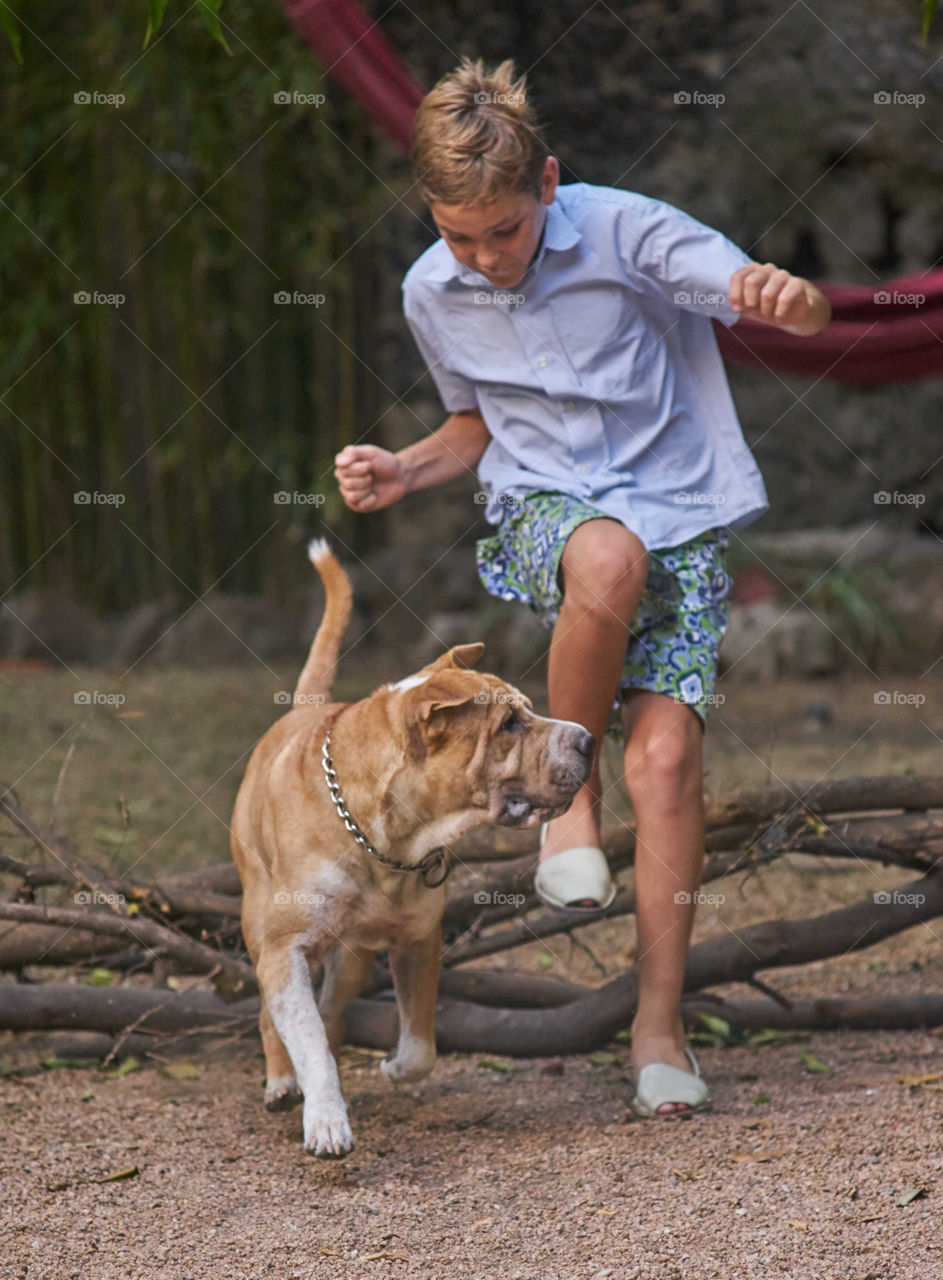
[320,715,450,889]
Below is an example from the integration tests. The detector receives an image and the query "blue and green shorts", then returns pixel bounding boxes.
[475,491,731,738]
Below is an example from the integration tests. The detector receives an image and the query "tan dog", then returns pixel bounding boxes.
[230,539,593,1158]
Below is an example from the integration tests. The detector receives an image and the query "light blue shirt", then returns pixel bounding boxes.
[401,182,769,550]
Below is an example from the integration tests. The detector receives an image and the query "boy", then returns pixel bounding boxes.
[335,58,830,1116]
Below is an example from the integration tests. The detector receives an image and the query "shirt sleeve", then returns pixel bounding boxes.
[402,287,479,412]
[623,197,753,328]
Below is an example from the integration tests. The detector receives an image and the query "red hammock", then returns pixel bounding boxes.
[281,0,943,384]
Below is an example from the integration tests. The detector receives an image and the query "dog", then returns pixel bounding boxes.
[230,539,593,1158]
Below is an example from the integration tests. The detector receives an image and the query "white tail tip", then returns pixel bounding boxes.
[308,537,331,565]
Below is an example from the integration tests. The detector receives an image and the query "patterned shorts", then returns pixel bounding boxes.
[475,491,731,738]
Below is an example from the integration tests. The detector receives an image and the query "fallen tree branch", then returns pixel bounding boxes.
[0,903,256,1001]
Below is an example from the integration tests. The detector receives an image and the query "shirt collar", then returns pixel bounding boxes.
[422,195,581,284]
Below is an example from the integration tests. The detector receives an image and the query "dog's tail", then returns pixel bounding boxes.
[294,539,353,703]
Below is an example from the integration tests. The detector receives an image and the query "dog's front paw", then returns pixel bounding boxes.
[303,1101,354,1159]
[380,1041,436,1085]
[264,1075,303,1111]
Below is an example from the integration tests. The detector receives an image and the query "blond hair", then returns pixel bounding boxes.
[410,57,549,206]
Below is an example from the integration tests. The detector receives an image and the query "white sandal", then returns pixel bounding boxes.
[631,1047,711,1118]
[533,823,617,915]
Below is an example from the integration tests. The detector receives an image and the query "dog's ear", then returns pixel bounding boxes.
[408,669,482,723]
[426,642,485,673]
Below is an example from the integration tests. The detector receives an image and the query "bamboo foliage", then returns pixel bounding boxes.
[0,4,392,610]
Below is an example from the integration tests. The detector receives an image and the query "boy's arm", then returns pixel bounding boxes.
[335,408,490,513]
[729,262,831,337]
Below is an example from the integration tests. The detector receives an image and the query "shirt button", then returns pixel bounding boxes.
[564,400,575,411]
[577,463,590,475]
[537,355,548,368]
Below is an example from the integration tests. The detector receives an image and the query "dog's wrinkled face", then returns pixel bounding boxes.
[382,642,594,828]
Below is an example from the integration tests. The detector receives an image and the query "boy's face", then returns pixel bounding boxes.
[429,156,559,289]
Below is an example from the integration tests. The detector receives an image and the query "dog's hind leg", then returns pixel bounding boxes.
[380,925,441,1085]
[319,944,375,1061]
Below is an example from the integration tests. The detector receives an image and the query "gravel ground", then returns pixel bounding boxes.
[1,1022,941,1280]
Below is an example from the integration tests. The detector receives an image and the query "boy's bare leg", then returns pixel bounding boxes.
[541,519,649,860]
[622,690,706,1113]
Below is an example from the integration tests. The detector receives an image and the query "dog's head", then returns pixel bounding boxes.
[377,642,594,829]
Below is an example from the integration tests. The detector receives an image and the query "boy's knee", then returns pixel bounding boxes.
[624,708,702,797]
[560,521,648,620]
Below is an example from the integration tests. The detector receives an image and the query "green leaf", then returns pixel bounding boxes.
[798,1050,831,1075]
[747,1028,809,1046]
[613,1029,632,1044]
[82,968,116,987]
[477,1057,516,1074]
[42,1056,100,1070]
[109,1056,140,1079]
[159,1061,199,1079]
[588,1052,621,1068]
[537,954,554,970]
[0,6,22,61]
[695,1012,732,1039]
[197,0,232,55]
[923,0,939,43]
[143,0,171,50]
[751,1092,771,1105]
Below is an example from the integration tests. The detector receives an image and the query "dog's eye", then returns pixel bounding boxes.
[500,709,523,733]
